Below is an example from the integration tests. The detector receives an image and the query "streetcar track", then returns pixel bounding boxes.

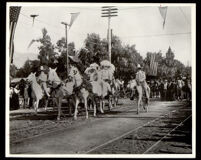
[143,114,192,154]
[84,109,178,154]
[10,102,134,134]
[10,101,187,148]
[10,103,137,144]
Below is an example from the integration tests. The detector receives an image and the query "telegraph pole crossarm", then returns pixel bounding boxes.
[101,6,118,62]
[61,22,69,76]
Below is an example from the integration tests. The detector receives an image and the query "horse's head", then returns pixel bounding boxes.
[128,79,137,90]
[69,66,79,77]
[69,66,83,86]
[48,67,60,83]
[27,72,37,83]
[84,67,98,82]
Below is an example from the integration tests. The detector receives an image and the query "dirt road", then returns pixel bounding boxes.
[10,99,191,154]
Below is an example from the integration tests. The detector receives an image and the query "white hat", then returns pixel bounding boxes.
[137,64,142,68]
[40,66,45,70]
[90,63,99,69]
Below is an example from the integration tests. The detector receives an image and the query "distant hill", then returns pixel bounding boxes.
[13,52,38,68]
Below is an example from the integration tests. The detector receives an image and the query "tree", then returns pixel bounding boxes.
[16,59,32,77]
[10,64,18,78]
[55,37,77,79]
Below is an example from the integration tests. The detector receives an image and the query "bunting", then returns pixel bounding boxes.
[9,6,21,64]
[69,12,80,28]
[158,6,168,29]
[149,53,158,76]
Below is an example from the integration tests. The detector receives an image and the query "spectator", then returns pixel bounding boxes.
[159,79,164,101]
[10,85,20,110]
[163,79,168,101]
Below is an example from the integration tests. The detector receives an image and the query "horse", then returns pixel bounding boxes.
[48,67,74,120]
[84,67,112,116]
[127,79,150,114]
[26,72,44,114]
[68,66,90,120]
[110,78,122,107]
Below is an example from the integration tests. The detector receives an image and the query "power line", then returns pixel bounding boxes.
[120,32,191,38]
[178,7,190,26]
[20,13,64,30]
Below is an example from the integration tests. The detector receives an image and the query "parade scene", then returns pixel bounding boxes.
[8,3,194,156]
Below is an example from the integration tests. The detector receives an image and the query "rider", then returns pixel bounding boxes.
[135,64,149,99]
[38,65,50,97]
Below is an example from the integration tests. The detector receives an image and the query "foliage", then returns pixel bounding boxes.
[15,29,191,81]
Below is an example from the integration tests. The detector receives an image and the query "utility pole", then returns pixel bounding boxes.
[61,22,69,76]
[101,6,118,62]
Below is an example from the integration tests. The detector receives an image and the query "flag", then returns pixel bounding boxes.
[149,53,158,76]
[69,12,80,28]
[153,62,158,76]
[158,6,168,29]
[9,6,21,64]
[149,53,155,75]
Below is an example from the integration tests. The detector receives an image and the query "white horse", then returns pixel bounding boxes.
[85,67,112,116]
[110,78,122,107]
[128,79,150,114]
[26,72,43,114]
[68,66,90,120]
[48,67,74,120]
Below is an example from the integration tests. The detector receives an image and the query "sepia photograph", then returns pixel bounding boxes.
[6,2,196,158]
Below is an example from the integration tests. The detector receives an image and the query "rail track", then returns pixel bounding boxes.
[10,99,191,155]
[143,114,192,154]
[86,104,191,154]
[10,100,135,144]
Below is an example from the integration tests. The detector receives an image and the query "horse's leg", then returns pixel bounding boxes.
[44,97,48,111]
[113,95,117,108]
[55,97,60,120]
[93,98,97,117]
[84,97,88,119]
[57,97,62,120]
[109,96,113,110]
[35,99,39,114]
[74,98,79,120]
[102,99,105,111]
[68,98,73,116]
[99,98,104,113]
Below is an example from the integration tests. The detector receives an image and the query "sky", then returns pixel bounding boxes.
[10,3,193,68]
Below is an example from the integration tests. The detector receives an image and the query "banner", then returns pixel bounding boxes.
[149,53,158,76]
[9,6,21,64]
[69,12,80,28]
[158,6,168,29]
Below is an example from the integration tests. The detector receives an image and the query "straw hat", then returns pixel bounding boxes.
[40,66,45,71]
[137,64,142,69]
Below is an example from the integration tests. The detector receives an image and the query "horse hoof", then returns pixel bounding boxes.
[74,117,77,120]
[57,117,60,121]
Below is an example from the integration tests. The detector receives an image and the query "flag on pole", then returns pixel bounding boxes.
[149,53,158,76]
[9,6,21,64]
[69,12,80,28]
[149,53,155,75]
[153,62,158,76]
[158,6,168,29]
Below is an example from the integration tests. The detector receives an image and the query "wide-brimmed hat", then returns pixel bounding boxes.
[68,55,80,63]
[40,66,45,71]
[137,64,142,69]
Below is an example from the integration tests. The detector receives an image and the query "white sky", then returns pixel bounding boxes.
[11,3,193,68]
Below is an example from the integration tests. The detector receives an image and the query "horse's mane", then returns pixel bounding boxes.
[49,68,61,82]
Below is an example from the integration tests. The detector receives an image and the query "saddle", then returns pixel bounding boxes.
[73,78,93,94]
